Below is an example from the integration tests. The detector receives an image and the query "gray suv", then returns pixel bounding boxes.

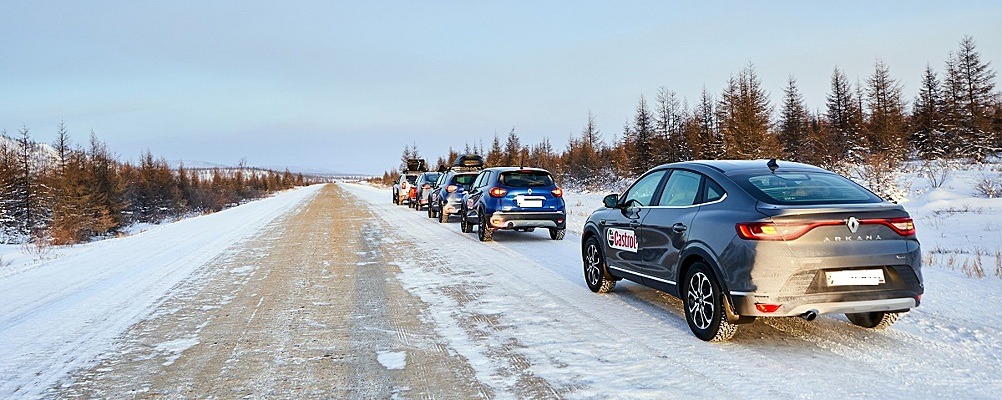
[581,159,922,341]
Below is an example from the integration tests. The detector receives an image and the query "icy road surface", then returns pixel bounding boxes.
[0,182,999,398]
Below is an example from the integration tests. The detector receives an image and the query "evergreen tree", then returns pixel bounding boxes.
[654,87,690,163]
[865,60,908,158]
[625,96,657,174]
[486,134,503,166]
[503,128,525,166]
[825,67,865,164]
[717,65,777,159]
[912,65,947,159]
[778,76,810,161]
[944,36,997,160]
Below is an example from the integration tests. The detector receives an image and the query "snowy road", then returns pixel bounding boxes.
[338,182,1002,399]
[2,182,1000,398]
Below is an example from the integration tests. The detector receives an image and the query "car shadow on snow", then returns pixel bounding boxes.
[606,280,912,348]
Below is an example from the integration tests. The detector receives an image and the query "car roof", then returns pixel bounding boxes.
[665,159,829,175]
[481,166,552,173]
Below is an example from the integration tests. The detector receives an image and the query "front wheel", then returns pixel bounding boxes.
[583,237,616,293]
[846,311,904,329]
[439,207,449,223]
[683,262,738,342]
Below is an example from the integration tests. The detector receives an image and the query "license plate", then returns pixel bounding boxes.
[826,269,885,286]
[516,196,543,208]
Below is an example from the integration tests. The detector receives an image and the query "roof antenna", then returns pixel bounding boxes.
[767,158,779,174]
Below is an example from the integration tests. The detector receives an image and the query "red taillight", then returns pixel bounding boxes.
[409,187,417,196]
[735,222,826,241]
[489,187,507,198]
[755,303,782,313]
[861,217,916,236]
[446,185,458,193]
[551,187,563,198]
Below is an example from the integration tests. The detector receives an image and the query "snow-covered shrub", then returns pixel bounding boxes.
[974,173,1002,198]
[920,159,956,188]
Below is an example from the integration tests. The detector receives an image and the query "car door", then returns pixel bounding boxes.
[638,169,704,285]
[602,169,668,276]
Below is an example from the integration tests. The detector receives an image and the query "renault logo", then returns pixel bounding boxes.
[527,188,532,195]
[847,216,860,233]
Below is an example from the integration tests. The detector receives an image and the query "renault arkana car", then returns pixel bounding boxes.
[581,159,922,341]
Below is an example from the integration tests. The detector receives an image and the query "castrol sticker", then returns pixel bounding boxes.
[607,228,638,253]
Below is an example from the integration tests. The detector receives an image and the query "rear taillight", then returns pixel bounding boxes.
[862,217,916,236]
[755,303,782,313]
[735,222,823,241]
[551,187,563,198]
[446,185,458,193]
[489,187,507,198]
[409,187,417,196]
[737,217,917,241]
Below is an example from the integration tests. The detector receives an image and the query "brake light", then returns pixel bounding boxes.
[735,222,825,241]
[489,187,507,198]
[861,217,916,236]
[446,185,458,193]
[737,217,918,241]
[551,187,563,198]
[409,187,416,196]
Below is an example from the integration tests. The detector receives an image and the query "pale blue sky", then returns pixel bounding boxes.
[2,1,1000,175]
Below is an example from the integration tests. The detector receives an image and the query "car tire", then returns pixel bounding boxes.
[460,212,472,233]
[846,311,904,329]
[683,262,738,342]
[549,228,565,240]
[439,208,449,223]
[583,236,616,293]
[427,203,435,218]
[477,210,493,242]
[392,191,398,204]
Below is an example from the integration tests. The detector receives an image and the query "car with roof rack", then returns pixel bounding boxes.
[581,159,923,341]
[392,158,427,205]
[429,154,484,222]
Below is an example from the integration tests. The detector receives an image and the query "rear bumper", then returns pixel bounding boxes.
[730,290,920,317]
[486,211,566,229]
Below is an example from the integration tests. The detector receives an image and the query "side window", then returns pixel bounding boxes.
[657,170,701,206]
[704,178,725,203]
[622,170,668,207]
[472,171,488,189]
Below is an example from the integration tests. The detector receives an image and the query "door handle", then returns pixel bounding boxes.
[672,223,688,233]
[629,221,640,229]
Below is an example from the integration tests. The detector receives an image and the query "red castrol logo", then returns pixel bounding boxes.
[607,228,637,253]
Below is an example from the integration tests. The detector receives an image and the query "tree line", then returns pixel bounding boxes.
[379,36,1000,190]
[0,125,309,245]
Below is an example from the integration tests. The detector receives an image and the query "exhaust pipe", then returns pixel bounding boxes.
[800,309,819,321]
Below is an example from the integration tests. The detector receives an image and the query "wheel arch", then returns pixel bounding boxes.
[677,245,739,316]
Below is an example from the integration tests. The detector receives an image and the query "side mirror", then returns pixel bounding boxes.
[603,193,620,208]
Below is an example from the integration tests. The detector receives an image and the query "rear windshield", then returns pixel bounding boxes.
[422,173,440,183]
[500,171,554,187]
[452,173,477,189]
[405,175,418,184]
[734,172,882,205]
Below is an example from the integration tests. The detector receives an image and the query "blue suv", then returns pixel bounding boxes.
[460,167,566,241]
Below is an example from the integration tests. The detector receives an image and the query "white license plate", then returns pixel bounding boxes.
[826,269,885,286]
[516,196,543,208]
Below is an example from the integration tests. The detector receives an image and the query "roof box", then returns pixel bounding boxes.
[405,158,428,172]
[453,154,484,169]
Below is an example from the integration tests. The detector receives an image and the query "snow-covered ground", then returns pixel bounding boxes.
[339,162,1002,398]
[0,185,323,398]
[1,160,1001,398]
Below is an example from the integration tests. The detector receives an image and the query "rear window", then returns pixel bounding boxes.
[735,172,882,205]
[405,175,418,184]
[452,173,477,188]
[499,171,554,187]
[422,173,440,183]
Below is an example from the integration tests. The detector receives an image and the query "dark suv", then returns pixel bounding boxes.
[412,171,441,211]
[461,167,566,241]
[429,170,479,222]
[581,159,922,341]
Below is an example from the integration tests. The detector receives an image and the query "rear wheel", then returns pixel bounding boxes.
[683,262,738,342]
[439,207,449,223]
[477,210,494,242]
[846,311,904,329]
[549,228,565,240]
[583,237,615,293]
[427,202,435,218]
[392,191,398,204]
